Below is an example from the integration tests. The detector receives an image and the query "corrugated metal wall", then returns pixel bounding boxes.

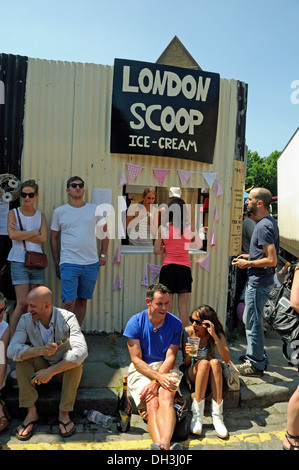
[20,58,245,332]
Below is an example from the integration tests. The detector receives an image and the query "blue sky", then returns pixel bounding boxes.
[0,0,298,158]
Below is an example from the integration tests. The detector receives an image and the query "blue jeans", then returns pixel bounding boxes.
[243,284,272,370]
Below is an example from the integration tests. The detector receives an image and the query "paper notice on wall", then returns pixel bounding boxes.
[229,161,246,256]
[0,202,9,235]
[92,188,112,216]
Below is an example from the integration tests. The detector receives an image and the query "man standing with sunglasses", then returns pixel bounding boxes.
[50,176,109,326]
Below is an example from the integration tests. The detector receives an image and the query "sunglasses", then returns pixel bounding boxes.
[0,306,6,314]
[70,183,84,188]
[189,316,202,326]
[56,337,69,347]
[21,192,36,198]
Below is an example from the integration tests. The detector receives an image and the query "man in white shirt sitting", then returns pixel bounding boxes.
[8,286,88,440]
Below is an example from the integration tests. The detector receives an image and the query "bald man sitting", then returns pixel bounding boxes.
[8,286,88,440]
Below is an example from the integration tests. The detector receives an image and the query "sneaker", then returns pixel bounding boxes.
[236,360,264,377]
[239,355,267,371]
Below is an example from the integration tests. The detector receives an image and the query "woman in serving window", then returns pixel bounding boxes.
[126,187,159,247]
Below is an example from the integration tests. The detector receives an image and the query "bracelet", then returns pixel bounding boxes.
[152,379,159,385]
[214,341,219,344]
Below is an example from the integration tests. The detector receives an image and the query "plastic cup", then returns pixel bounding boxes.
[187,336,200,357]
[169,370,183,391]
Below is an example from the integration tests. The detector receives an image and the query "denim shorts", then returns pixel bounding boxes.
[10,261,45,286]
[60,262,100,302]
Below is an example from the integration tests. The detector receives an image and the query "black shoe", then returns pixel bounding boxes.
[236,360,264,377]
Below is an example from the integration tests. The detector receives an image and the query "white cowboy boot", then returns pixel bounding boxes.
[211,399,228,439]
[190,398,205,435]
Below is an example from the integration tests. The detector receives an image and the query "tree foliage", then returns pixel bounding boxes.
[245,150,281,196]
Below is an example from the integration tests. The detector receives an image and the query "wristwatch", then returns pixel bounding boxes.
[100,253,106,259]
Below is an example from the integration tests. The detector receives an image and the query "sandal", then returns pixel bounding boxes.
[150,442,166,450]
[59,420,75,438]
[16,420,39,441]
[283,430,299,450]
[0,400,10,432]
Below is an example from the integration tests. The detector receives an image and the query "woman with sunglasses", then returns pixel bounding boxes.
[7,179,47,336]
[181,305,230,439]
[0,292,10,432]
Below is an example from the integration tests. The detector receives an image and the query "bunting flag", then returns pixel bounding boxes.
[126,163,144,182]
[141,266,149,287]
[214,203,219,221]
[112,247,121,264]
[113,272,122,290]
[177,169,194,186]
[152,168,169,186]
[197,253,210,272]
[210,229,216,247]
[118,169,127,187]
[149,263,162,282]
[215,179,223,197]
[202,172,217,189]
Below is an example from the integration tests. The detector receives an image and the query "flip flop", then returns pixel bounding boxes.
[150,442,166,450]
[16,420,39,441]
[59,420,76,438]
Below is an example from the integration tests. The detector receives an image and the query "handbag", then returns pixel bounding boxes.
[16,208,48,270]
[172,392,189,441]
[221,361,240,391]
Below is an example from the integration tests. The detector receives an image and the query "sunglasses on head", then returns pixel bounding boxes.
[70,183,84,188]
[189,316,203,326]
[21,192,36,198]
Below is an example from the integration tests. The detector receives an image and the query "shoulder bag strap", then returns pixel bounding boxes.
[15,208,27,253]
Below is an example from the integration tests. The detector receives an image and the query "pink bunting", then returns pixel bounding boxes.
[126,163,144,182]
[152,168,169,186]
[210,229,216,247]
[141,270,149,287]
[177,169,194,186]
[112,247,121,264]
[118,169,127,187]
[215,179,223,197]
[214,204,219,221]
[197,253,210,272]
[113,273,122,290]
[149,263,162,282]
[202,172,217,189]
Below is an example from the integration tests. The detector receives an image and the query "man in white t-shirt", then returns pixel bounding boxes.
[50,176,109,326]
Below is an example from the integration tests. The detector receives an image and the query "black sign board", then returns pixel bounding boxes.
[110,58,220,164]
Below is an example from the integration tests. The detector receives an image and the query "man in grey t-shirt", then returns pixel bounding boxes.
[232,188,279,377]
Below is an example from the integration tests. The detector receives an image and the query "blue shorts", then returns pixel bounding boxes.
[10,261,45,286]
[60,262,100,302]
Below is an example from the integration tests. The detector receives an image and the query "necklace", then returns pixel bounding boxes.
[152,319,164,333]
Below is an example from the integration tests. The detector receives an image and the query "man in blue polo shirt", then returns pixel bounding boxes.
[124,283,182,450]
[232,188,279,377]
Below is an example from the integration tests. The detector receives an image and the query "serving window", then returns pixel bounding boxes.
[121,185,208,252]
